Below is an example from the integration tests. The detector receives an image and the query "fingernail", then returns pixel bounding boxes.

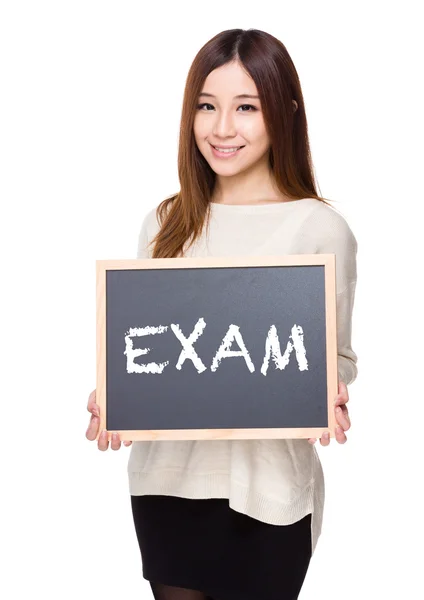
[336,406,341,413]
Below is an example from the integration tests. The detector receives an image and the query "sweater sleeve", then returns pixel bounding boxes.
[334,280,358,385]
[319,211,358,385]
[305,205,359,386]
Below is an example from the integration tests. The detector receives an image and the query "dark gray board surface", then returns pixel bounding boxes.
[105,265,328,431]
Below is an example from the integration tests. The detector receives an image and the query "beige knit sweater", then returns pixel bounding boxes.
[127,197,358,554]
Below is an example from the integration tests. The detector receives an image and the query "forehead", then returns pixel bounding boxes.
[201,61,259,98]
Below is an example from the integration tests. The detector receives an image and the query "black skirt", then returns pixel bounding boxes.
[130,494,312,600]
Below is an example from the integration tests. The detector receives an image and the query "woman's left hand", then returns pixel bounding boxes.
[308,381,351,446]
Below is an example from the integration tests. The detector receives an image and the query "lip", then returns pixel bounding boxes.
[209,143,245,149]
[209,142,245,159]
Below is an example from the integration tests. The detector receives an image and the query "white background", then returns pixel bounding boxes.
[1,1,423,599]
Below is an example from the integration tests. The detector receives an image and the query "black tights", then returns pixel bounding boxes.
[149,581,298,600]
[150,583,213,599]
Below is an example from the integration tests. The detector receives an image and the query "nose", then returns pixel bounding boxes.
[212,108,237,138]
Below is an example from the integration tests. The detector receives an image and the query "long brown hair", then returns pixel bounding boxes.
[151,28,332,258]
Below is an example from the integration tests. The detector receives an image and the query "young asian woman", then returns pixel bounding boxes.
[86,28,357,600]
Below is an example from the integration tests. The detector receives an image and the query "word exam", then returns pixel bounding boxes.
[124,317,309,376]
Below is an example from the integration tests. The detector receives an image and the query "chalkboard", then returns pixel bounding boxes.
[96,255,338,441]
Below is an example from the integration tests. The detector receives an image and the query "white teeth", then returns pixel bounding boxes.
[213,146,241,153]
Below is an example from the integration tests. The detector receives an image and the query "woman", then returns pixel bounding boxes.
[86,28,357,600]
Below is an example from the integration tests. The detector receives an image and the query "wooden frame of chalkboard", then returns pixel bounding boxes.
[96,255,338,441]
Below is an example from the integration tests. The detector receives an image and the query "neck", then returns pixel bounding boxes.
[211,160,293,206]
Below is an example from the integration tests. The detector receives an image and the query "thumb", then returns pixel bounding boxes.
[338,380,347,394]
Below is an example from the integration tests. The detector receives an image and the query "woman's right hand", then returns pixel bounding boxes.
[85,389,132,451]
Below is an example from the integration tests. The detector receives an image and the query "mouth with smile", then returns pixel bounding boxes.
[209,142,246,159]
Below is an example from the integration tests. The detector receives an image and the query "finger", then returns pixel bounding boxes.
[339,381,347,395]
[334,395,349,409]
[335,426,347,444]
[335,405,351,431]
[98,429,109,451]
[85,414,100,441]
[334,382,349,407]
[87,393,100,418]
[110,433,122,451]
[123,440,132,447]
[308,438,317,444]
[87,389,96,412]
[320,431,330,446]
[90,404,100,418]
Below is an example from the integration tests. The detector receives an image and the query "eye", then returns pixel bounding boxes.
[196,103,257,112]
[238,104,257,112]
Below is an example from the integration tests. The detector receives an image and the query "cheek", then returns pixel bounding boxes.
[193,117,208,141]
[241,121,268,144]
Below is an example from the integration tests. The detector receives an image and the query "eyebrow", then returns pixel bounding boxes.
[198,93,260,100]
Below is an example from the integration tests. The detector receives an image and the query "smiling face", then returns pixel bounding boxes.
[193,61,271,180]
